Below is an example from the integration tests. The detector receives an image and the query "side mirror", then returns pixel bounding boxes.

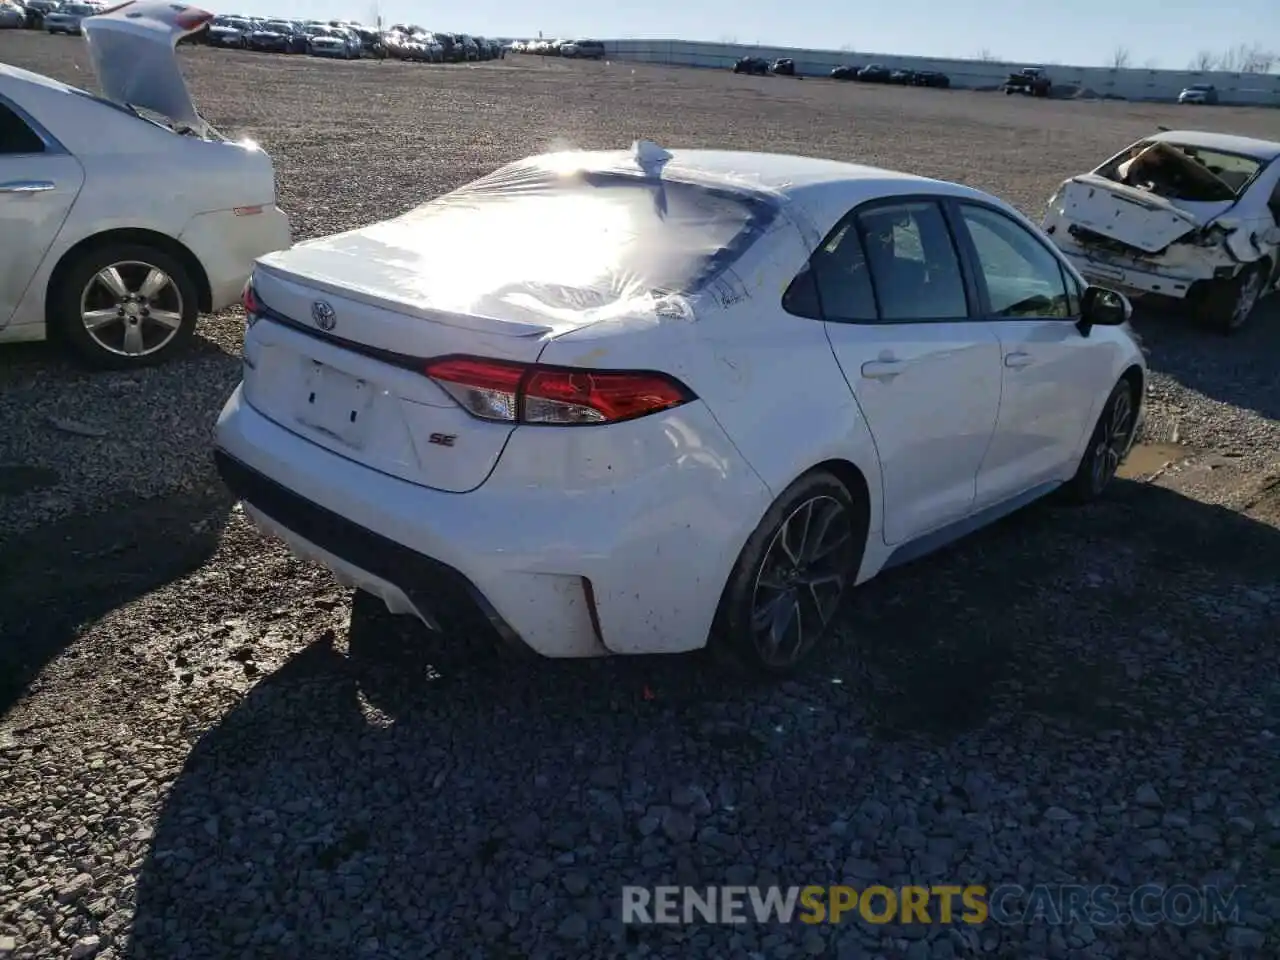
[1077,285,1132,336]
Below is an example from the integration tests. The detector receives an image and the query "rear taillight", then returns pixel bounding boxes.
[423,356,695,426]
[241,280,261,325]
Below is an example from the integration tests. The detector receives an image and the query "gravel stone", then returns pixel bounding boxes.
[1,32,1278,960]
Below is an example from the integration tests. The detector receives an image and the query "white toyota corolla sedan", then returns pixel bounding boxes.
[0,1,291,369]
[214,143,1146,674]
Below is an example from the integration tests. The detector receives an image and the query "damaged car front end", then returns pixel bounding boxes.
[1043,131,1280,334]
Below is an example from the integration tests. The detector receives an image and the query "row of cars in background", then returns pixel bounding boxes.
[510,38,605,58]
[732,56,951,87]
[830,62,951,87]
[0,1,509,61]
[199,15,507,62]
[1,0,107,32]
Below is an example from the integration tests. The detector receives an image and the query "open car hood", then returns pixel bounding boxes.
[82,1,215,137]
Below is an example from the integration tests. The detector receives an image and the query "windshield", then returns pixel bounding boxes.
[264,21,291,31]
[65,4,93,13]
[215,18,247,28]
[386,166,780,311]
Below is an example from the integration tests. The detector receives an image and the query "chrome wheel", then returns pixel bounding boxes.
[79,261,185,358]
[750,495,855,669]
[1091,387,1135,493]
[1229,269,1262,330]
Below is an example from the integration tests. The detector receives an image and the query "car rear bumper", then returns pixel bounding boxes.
[213,385,770,659]
[1054,240,1204,300]
[180,206,292,311]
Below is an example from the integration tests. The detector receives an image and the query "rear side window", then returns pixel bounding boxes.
[789,220,878,321]
[0,102,44,155]
[855,201,969,321]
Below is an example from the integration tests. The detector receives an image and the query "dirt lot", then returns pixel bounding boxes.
[1,35,1278,960]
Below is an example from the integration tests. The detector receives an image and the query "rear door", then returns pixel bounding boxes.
[0,98,84,330]
[807,197,1003,545]
[949,200,1114,505]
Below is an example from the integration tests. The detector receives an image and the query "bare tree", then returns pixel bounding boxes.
[1217,44,1246,72]
[1142,57,1160,70]
[1239,44,1276,73]
[1189,49,1217,71]
[1109,45,1132,69]
[975,48,999,62]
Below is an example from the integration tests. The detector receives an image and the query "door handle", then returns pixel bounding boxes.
[0,181,55,194]
[860,359,905,380]
[1004,351,1034,369]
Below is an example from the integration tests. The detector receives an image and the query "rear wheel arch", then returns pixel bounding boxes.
[45,228,213,327]
[709,459,873,673]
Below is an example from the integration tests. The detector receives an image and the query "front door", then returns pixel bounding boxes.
[950,201,1113,505]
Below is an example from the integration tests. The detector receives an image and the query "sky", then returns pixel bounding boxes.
[234,0,1280,71]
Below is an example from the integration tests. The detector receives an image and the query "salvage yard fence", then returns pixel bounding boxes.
[598,39,1280,106]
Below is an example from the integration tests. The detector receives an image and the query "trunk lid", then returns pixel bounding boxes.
[1060,174,1235,255]
[242,151,773,492]
[245,254,558,495]
[82,1,215,138]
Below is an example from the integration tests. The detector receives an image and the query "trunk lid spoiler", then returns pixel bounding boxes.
[82,1,215,138]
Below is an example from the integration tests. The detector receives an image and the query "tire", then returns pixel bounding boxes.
[1062,377,1139,504]
[50,242,200,371]
[711,470,866,676]
[1201,262,1266,335]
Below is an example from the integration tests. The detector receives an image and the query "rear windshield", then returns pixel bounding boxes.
[1106,140,1265,199]
[393,166,779,312]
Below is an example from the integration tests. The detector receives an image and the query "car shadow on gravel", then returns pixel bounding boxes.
[0,487,235,716]
[126,479,1280,957]
[1131,295,1280,423]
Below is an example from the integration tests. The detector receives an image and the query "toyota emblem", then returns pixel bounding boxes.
[311,300,336,331]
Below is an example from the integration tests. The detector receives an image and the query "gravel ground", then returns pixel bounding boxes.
[2,36,1279,960]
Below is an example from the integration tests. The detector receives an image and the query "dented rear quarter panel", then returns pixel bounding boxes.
[538,204,888,553]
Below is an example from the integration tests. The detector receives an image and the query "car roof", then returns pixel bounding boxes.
[1149,129,1280,160]
[551,148,945,193]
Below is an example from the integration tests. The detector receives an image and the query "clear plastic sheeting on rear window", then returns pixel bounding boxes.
[298,148,781,327]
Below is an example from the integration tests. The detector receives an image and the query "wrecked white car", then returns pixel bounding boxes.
[1042,130,1280,334]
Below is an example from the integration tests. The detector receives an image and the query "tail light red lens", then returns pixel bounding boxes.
[241,280,261,314]
[423,356,695,426]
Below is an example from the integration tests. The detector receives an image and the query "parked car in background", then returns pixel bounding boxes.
[247,19,302,53]
[889,69,916,85]
[0,1,291,368]
[830,64,860,81]
[23,0,60,29]
[1178,83,1219,105]
[562,39,605,60]
[1042,130,1280,333]
[214,141,1144,675]
[857,64,893,82]
[772,58,796,76]
[306,25,357,58]
[733,56,770,76]
[44,2,94,34]
[0,2,27,28]
[206,15,251,47]
[1004,66,1052,97]
[913,70,951,88]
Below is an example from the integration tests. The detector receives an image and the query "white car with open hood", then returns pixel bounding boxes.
[1042,130,1280,334]
[0,1,291,369]
[214,143,1145,674]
